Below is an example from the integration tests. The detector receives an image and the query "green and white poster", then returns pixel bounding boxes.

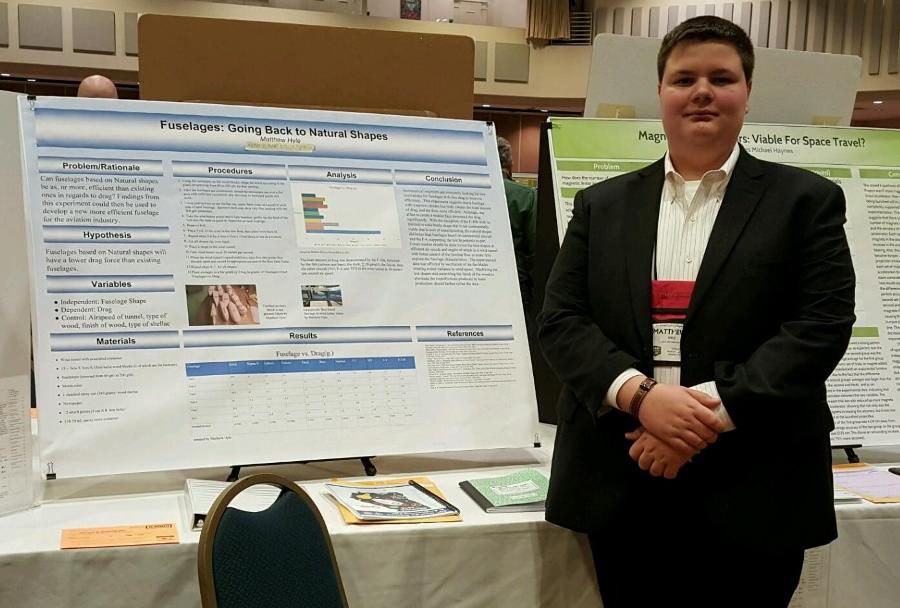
[548,118,900,447]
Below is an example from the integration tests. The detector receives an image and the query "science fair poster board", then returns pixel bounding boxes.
[548,117,900,447]
[0,91,34,516]
[18,97,538,479]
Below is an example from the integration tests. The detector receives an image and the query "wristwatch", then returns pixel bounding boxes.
[629,377,658,419]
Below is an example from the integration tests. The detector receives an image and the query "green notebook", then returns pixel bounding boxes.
[458,469,549,513]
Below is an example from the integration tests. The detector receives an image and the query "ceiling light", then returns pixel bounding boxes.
[540,109,549,112]
[0,73,10,77]
[873,100,884,104]
[27,78,36,82]
[482,104,491,108]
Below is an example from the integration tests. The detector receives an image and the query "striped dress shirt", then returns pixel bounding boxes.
[605,144,740,430]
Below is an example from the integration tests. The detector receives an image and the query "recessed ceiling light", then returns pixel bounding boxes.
[0,73,10,77]
[873,100,884,104]
[540,109,549,112]
[27,78,36,82]
[481,104,491,108]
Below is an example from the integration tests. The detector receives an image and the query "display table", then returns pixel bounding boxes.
[815,499,900,608]
[0,424,600,608]
[1,425,898,608]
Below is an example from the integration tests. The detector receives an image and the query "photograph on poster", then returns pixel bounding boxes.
[302,285,343,308]
[186,284,259,326]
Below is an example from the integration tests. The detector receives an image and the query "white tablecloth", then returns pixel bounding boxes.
[1,425,899,608]
[810,500,900,608]
[0,424,600,608]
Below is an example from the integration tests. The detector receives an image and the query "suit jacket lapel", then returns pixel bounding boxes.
[687,148,767,323]
[625,159,664,352]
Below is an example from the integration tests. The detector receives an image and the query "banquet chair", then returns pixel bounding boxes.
[197,473,349,608]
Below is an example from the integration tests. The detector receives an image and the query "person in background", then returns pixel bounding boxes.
[77,74,118,99]
[497,136,537,311]
[538,16,855,607]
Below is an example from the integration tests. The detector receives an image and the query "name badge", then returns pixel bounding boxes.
[651,280,694,367]
[652,322,683,364]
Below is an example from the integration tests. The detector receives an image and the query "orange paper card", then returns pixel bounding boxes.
[60,523,180,549]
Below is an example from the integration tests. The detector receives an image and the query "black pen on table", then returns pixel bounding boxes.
[408,479,460,515]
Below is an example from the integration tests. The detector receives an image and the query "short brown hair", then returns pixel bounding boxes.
[657,16,754,82]
[497,136,513,171]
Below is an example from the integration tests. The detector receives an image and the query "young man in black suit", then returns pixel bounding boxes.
[538,16,855,607]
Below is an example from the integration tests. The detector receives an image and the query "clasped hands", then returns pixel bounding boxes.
[617,378,724,480]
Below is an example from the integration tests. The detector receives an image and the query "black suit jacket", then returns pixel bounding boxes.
[538,148,855,551]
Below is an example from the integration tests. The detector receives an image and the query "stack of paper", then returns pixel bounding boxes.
[833,487,862,504]
[184,479,281,531]
[324,477,461,524]
[832,464,900,503]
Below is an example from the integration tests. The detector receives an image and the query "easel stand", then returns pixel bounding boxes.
[833,444,862,464]
[531,120,563,424]
[226,456,377,483]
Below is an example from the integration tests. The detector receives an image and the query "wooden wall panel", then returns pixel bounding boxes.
[138,15,475,119]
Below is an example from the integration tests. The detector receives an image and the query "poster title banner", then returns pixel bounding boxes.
[35,105,488,166]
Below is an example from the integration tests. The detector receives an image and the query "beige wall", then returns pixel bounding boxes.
[2,0,896,102]
[588,0,900,92]
[0,0,591,99]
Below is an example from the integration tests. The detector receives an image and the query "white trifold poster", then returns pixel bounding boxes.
[19,97,538,479]
[0,91,34,516]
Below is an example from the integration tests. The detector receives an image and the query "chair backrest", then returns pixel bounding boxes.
[198,473,349,608]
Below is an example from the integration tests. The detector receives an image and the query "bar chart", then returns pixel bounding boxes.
[291,182,401,248]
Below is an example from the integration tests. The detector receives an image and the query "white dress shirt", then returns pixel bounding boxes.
[605,145,740,431]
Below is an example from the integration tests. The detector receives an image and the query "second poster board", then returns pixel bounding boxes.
[547,117,900,447]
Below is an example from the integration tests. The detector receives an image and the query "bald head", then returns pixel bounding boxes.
[77,75,118,99]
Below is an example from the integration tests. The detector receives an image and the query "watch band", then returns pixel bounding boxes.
[629,377,658,419]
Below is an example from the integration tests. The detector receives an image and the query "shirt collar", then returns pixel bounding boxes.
[663,143,740,203]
